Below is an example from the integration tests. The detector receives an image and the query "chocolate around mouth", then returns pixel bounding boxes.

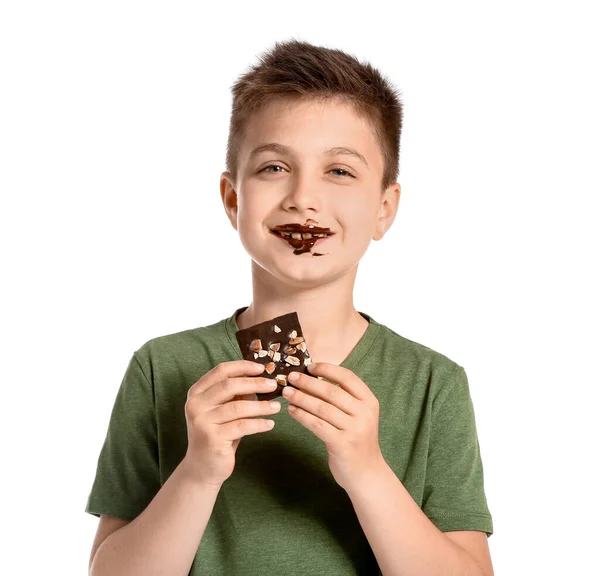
[269,223,334,256]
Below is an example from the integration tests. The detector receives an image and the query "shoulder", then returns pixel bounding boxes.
[134,316,231,366]
[375,320,463,375]
[126,316,237,403]
[370,320,466,404]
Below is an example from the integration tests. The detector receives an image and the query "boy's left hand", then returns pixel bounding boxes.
[282,362,385,492]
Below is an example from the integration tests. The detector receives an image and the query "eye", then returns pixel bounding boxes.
[330,167,355,178]
[261,165,286,174]
[260,165,355,178]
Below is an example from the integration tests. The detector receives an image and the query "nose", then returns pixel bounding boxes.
[281,173,321,213]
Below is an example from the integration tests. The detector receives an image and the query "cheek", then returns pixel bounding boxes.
[344,202,379,239]
[237,216,262,250]
[236,192,265,233]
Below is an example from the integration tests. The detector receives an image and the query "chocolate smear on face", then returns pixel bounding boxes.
[269,221,333,256]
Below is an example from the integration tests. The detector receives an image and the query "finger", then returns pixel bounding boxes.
[307,362,370,401]
[188,361,265,397]
[235,392,258,402]
[211,398,282,424]
[282,386,348,429]
[204,376,277,406]
[287,404,337,443]
[218,417,275,441]
[287,371,358,415]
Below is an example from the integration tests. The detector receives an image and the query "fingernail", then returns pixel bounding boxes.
[288,372,300,382]
[269,401,281,410]
[266,380,277,387]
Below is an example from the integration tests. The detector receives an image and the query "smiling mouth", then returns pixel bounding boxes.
[269,222,334,256]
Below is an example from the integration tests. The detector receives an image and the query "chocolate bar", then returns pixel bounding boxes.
[235,311,313,400]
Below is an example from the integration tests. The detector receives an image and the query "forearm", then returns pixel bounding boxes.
[90,460,221,576]
[346,461,485,576]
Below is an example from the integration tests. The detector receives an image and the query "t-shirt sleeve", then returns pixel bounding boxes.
[85,350,162,521]
[422,364,494,536]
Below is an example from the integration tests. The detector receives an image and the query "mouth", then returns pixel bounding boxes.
[268,221,335,256]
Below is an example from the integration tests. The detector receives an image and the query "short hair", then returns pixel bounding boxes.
[225,39,403,191]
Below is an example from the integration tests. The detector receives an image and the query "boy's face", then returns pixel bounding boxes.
[221,97,400,287]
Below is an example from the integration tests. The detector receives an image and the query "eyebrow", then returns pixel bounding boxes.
[249,142,369,168]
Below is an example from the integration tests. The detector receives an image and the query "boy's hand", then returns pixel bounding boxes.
[181,360,281,488]
[282,363,385,492]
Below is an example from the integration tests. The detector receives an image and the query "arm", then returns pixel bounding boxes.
[90,459,220,576]
[88,359,279,576]
[346,462,493,576]
[282,362,493,576]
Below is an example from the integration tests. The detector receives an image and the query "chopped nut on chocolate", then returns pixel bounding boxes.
[286,356,301,366]
[289,336,304,345]
[273,351,281,362]
[269,342,281,351]
[268,350,274,359]
[304,357,312,366]
[290,330,297,339]
[296,342,307,353]
[275,374,287,385]
[250,339,262,352]
[274,325,282,333]
[265,362,276,374]
[284,346,297,355]
[258,349,268,357]
[253,353,258,359]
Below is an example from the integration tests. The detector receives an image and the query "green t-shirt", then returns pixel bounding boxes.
[86,306,493,575]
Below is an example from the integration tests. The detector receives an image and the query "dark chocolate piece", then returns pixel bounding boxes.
[235,312,313,400]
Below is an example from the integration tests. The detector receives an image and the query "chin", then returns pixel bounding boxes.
[251,254,334,285]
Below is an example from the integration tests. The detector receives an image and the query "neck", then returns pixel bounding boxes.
[236,260,368,358]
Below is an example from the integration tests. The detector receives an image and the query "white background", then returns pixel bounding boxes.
[1,1,598,574]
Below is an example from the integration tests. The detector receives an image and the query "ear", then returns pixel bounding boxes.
[373,183,401,241]
[220,172,239,231]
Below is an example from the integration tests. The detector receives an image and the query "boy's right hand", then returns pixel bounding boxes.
[181,360,280,488]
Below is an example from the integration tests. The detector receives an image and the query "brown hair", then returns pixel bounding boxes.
[225,39,403,191]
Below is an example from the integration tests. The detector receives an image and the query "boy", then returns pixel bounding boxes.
[86,39,494,575]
